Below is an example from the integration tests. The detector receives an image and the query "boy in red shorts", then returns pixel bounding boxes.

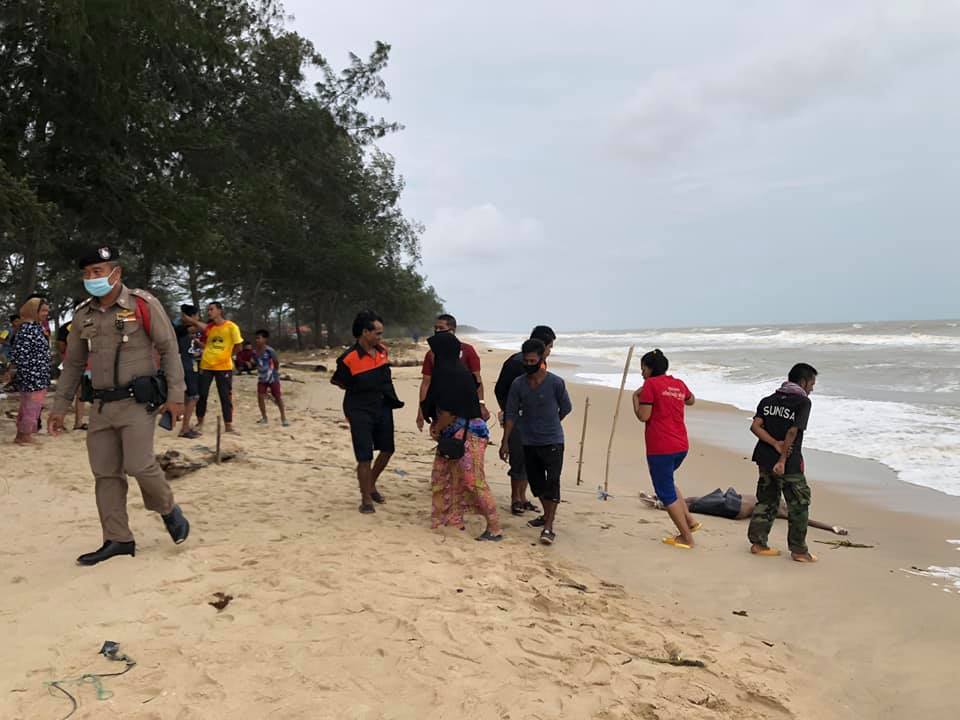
[254,329,288,426]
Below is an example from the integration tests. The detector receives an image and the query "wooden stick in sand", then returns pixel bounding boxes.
[576,397,590,485]
[601,346,635,500]
[216,417,222,464]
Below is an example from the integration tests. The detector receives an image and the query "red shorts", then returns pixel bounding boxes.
[257,381,282,399]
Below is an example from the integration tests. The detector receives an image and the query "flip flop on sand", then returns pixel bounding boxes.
[750,544,781,557]
[359,503,376,514]
[476,530,503,542]
[792,552,818,563]
[370,491,385,504]
[662,536,692,549]
[690,522,703,532]
[178,429,201,439]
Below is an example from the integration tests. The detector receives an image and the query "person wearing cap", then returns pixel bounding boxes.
[49,246,191,566]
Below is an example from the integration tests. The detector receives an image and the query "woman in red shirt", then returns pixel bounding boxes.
[633,349,699,549]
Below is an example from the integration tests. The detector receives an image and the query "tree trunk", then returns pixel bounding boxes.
[312,304,322,349]
[293,299,303,351]
[187,260,200,308]
[248,274,263,333]
[15,229,39,301]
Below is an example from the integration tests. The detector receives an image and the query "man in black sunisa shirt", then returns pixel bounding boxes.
[747,363,818,563]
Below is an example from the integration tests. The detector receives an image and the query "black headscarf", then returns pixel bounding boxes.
[422,332,481,422]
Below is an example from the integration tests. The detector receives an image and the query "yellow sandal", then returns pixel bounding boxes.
[662,536,692,549]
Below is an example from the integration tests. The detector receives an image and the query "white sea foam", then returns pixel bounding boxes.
[902,566,960,593]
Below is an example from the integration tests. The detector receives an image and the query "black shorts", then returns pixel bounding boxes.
[508,429,526,480]
[183,365,200,400]
[347,405,395,462]
[523,444,564,502]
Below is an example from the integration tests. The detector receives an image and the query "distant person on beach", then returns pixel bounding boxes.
[235,341,257,375]
[3,297,51,445]
[500,338,572,546]
[55,303,89,431]
[639,489,848,535]
[331,310,404,513]
[494,325,556,516]
[747,363,819,563]
[421,331,502,541]
[416,313,488,431]
[196,301,242,433]
[633,349,698,550]
[175,304,204,438]
[253,329,288,427]
[0,313,22,364]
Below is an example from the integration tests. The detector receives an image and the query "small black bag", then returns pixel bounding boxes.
[79,374,94,403]
[131,373,168,408]
[437,435,466,460]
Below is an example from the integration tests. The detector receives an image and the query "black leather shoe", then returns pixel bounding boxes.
[162,505,190,544]
[76,541,136,566]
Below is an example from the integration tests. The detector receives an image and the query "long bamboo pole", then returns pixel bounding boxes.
[216,417,222,464]
[602,346,635,499]
[576,397,590,485]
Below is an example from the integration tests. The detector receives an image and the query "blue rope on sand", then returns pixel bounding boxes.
[44,644,136,720]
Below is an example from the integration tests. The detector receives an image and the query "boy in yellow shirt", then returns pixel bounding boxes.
[196,301,243,432]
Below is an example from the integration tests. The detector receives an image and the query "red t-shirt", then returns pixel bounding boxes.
[422,341,481,376]
[636,374,692,455]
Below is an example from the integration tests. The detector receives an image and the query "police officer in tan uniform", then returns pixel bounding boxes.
[50,246,191,566]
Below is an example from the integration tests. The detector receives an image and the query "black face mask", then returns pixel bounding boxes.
[523,363,541,376]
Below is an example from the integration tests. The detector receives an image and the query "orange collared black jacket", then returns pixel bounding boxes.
[331,342,404,414]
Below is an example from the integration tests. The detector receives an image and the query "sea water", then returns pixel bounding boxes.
[477,320,960,497]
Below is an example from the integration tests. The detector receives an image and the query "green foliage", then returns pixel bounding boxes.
[0,0,440,343]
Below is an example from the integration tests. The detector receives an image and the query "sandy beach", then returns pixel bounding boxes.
[2,343,958,719]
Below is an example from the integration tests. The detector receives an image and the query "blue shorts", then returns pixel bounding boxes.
[646,451,688,506]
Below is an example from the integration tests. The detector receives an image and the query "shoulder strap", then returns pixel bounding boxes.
[133,295,152,338]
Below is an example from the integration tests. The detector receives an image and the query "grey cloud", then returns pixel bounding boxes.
[614,2,960,165]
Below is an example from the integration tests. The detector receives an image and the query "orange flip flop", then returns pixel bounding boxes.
[792,552,818,563]
[690,522,703,532]
[750,545,781,557]
[662,536,692,549]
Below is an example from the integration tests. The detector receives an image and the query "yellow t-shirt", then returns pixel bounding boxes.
[200,320,243,371]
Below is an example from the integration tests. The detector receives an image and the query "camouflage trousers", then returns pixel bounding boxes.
[747,471,811,554]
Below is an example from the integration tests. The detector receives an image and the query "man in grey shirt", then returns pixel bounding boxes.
[500,338,572,545]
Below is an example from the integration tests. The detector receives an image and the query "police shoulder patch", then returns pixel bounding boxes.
[128,288,157,302]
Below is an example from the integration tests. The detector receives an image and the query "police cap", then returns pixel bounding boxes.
[77,246,120,269]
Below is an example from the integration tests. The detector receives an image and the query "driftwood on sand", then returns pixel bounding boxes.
[157,448,239,479]
[814,540,875,549]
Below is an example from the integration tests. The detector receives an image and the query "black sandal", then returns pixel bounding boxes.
[359,504,376,514]
[511,501,524,516]
[370,491,385,504]
[539,529,556,546]
[476,530,503,542]
[522,500,539,513]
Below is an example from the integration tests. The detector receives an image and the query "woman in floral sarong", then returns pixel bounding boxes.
[422,332,502,541]
[4,297,51,445]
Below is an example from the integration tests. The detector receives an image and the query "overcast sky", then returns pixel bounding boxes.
[284,0,960,331]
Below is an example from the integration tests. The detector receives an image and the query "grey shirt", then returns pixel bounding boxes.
[505,372,572,446]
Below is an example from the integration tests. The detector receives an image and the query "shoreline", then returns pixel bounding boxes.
[471,340,960,716]
[473,336,960,517]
